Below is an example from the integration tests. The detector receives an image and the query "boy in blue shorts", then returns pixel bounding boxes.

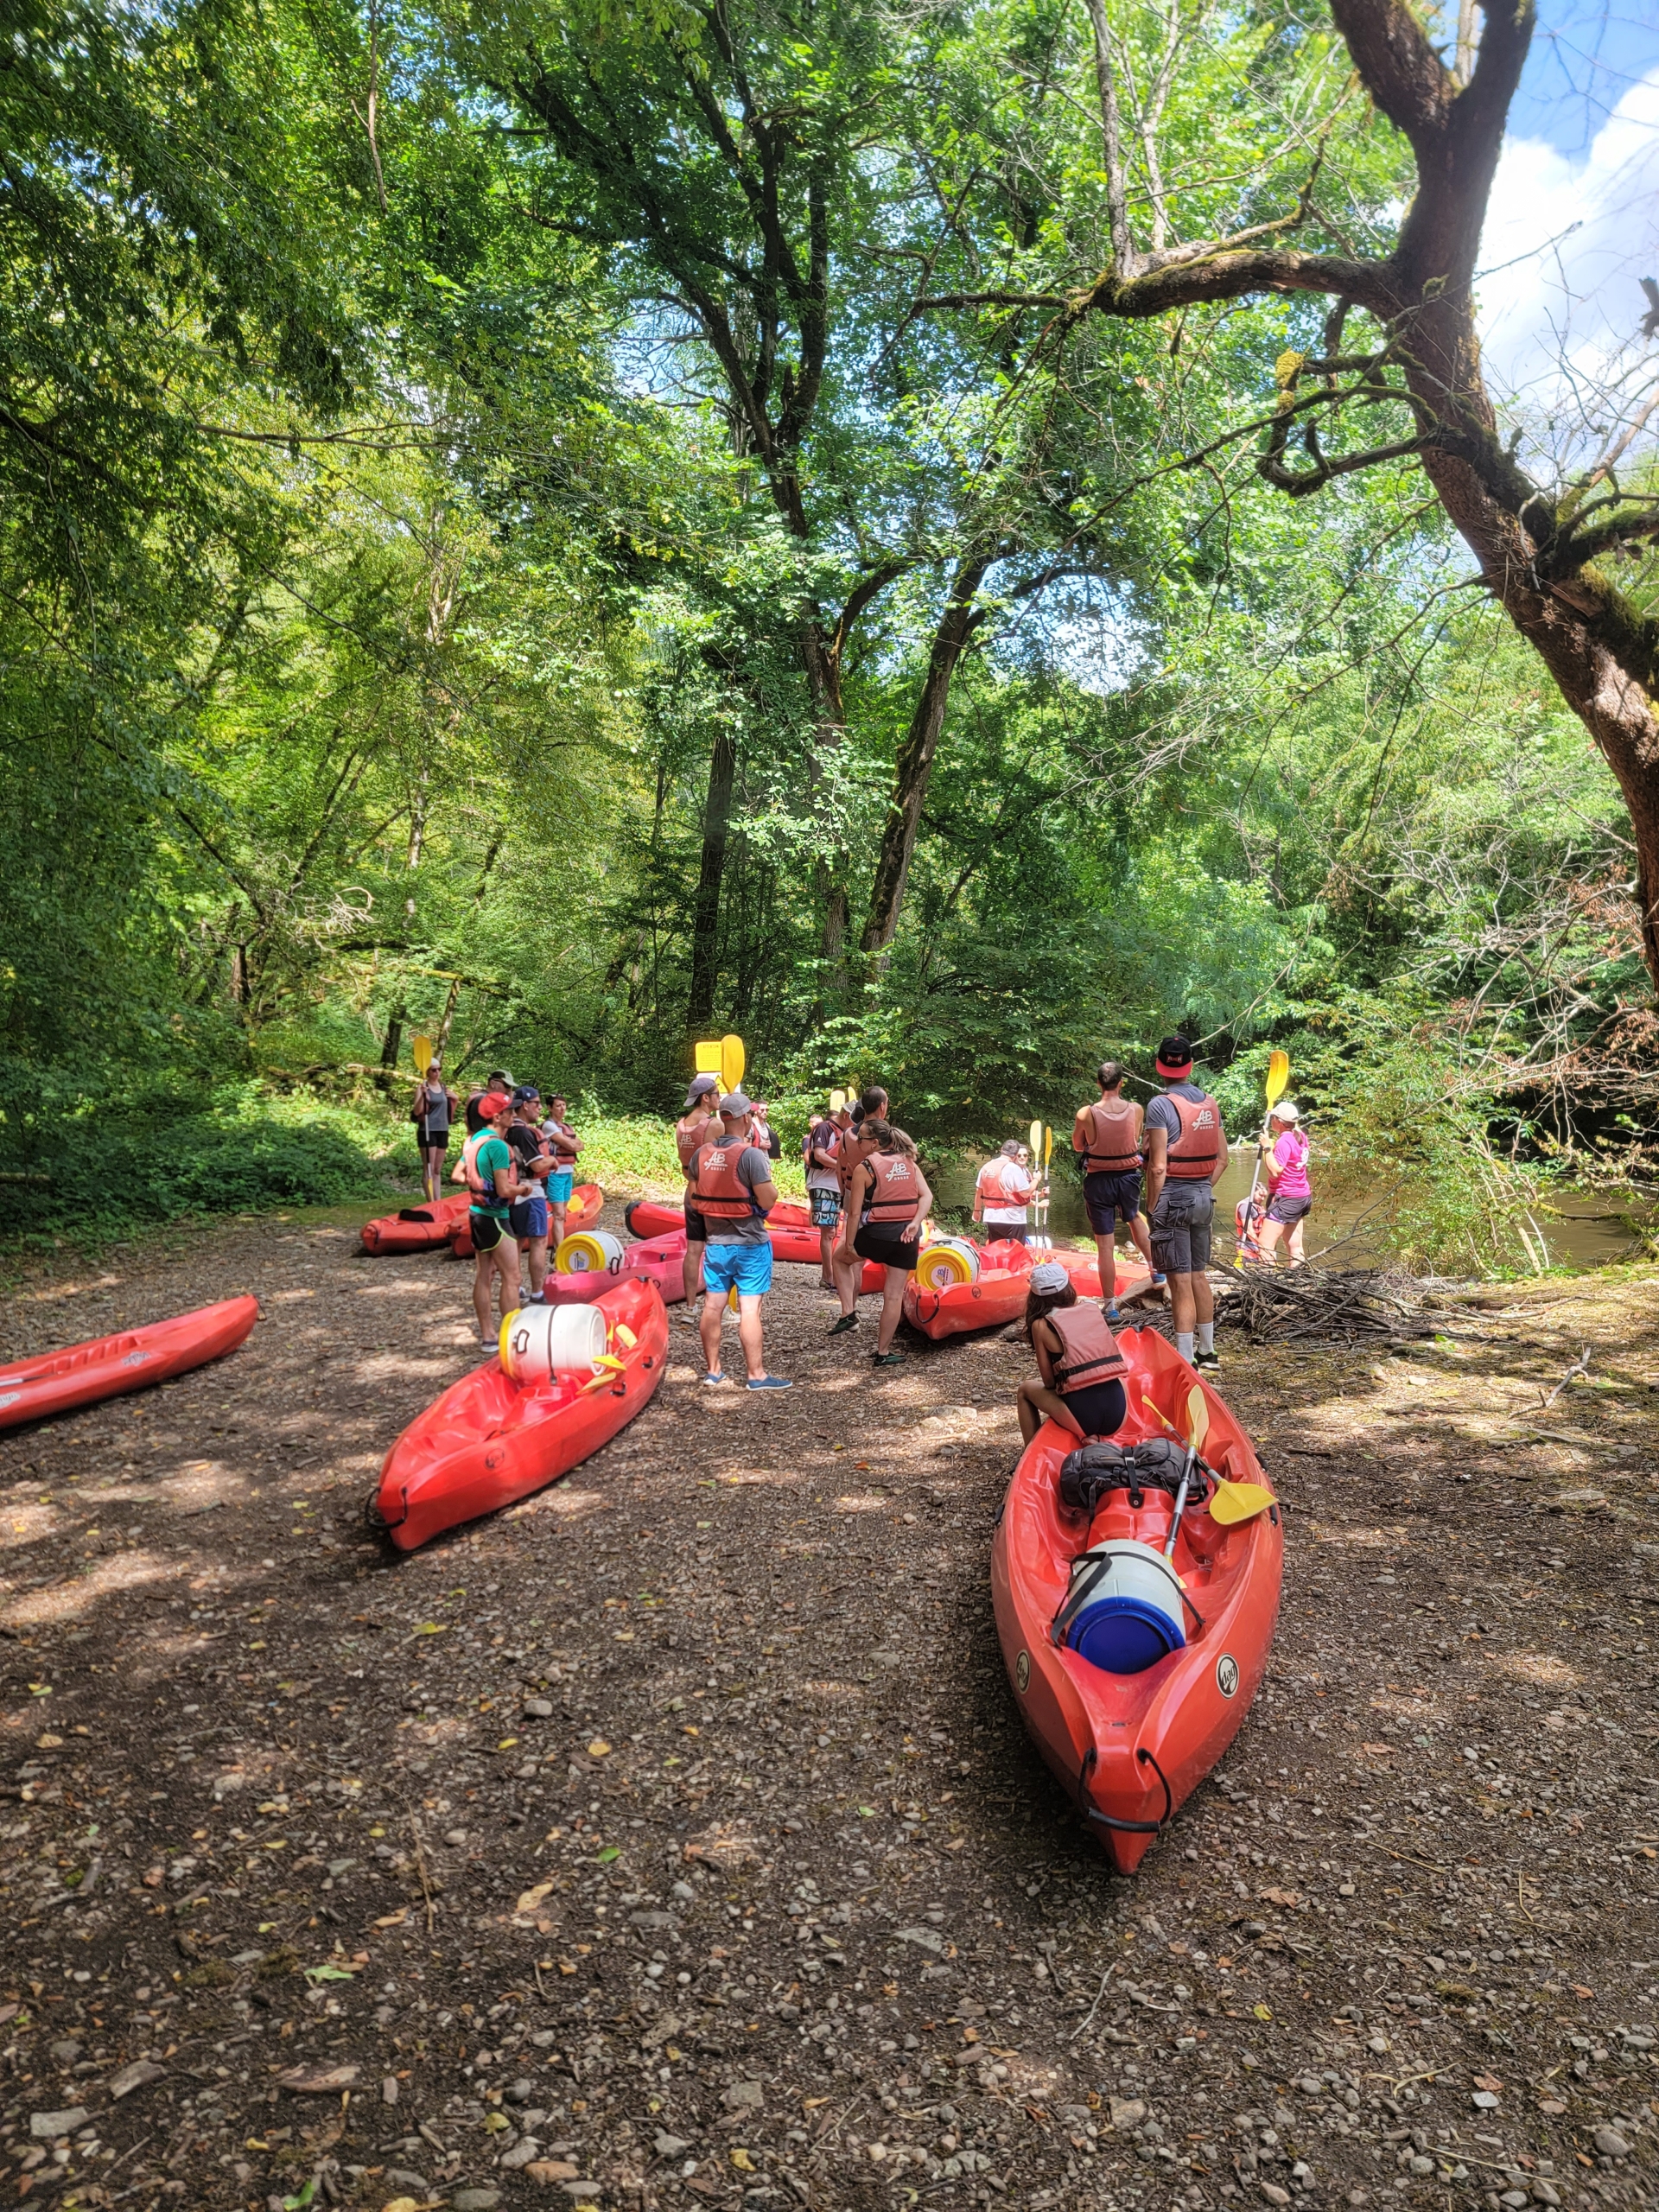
[540,1094,582,1254]
[687,1091,791,1391]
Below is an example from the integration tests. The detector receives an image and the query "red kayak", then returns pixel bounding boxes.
[903,1241,1152,1342]
[540,1232,686,1307]
[448,1183,603,1261]
[359,1192,471,1255]
[0,1296,259,1431]
[623,1197,885,1290]
[991,1326,1281,1872]
[369,1277,668,1551]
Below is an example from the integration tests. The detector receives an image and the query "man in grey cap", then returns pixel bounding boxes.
[674,1071,721,1312]
[684,1090,791,1389]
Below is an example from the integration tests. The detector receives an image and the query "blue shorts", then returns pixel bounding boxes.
[545,1170,575,1203]
[702,1240,774,1297]
[510,1194,549,1242]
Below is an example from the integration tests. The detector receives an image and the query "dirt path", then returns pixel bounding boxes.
[0,1207,1656,2212]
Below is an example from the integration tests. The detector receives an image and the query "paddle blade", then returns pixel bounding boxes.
[1044,1125,1053,1167]
[411,1033,433,1075]
[1028,1116,1041,1159]
[721,1033,746,1093]
[1185,1383,1209,1451]
[829,1088,846,1114]
[1265,1050,1290,1106]
[1209,1480,1276,1526]
[1141,1395,1175,1431]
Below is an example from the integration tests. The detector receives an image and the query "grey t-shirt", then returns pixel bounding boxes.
[698,1140,775,1243]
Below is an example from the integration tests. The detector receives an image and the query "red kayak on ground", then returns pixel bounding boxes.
[903,1240,1153,1342]
[369,1277,668,1551]
[622,1197,886,1290]
[540,1231,687,1307]
[448,1183,603,1261]
[0,1296,259,1431]
[359,1192,471,1255]
[991,1326,1281,1872]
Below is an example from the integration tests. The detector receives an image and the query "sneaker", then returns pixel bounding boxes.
[746,1375,793,1390]
[1193,1347,1221,1370]
[1150,1270,1167,1286]
[827,1313,859,1336]
[871,1350,906,1367]
[1106,1306,1122,1327]
[702,1370,730,1387]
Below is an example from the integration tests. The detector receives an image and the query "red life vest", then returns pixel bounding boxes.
[1163,1090,1223,1180]
[676,1110,715,1170]
[862,1150,924,1224]
[1078,1101,1141,1173]
[691,1137,760,1220]
[976,1158,1028,1210]
[1046,1303,1128,1392]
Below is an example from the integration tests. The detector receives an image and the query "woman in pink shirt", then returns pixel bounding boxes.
[1257,1101,1312,1267]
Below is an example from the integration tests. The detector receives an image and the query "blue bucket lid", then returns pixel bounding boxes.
[1069,1595,1185,1675]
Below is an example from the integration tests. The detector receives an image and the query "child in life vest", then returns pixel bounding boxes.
[1016,1260,1129,1446]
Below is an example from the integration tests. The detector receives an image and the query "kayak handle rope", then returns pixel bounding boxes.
[1076,1745,1175,1835]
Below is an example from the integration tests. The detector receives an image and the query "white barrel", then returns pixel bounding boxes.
[555,1229,625,1274]
[914,1236,981,1290]
[499,1301,607,1385]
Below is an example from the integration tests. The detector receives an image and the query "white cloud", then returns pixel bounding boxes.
[1477,69,1659,474]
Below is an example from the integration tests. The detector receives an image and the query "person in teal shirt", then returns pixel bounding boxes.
[467,1092,526,1345]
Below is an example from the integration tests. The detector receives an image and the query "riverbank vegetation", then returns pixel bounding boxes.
[4,0,1654,1269]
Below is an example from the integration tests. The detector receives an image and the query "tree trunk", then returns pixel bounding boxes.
[861,556,992,955]
[687,725,737,1031]
[380,1002,405,1072]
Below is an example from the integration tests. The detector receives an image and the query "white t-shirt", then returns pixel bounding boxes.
[976,1158,1034,1224]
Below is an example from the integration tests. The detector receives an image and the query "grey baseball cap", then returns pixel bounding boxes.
[719,1090,753,1116]
[683,1072,720,1109]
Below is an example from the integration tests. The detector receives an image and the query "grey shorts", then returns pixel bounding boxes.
[1150,1182,1213,1275]
[1268,1191,1313,1225]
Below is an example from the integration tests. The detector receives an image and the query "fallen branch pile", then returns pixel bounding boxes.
[1211,1262,1435,1347]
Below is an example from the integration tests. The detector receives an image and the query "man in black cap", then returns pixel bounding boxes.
[674,1072,721,1312]
[1141,1037,1228,1370]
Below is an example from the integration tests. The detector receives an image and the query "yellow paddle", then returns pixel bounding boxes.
[829,1088,846,1114]
[412,1033,433,1076]
[1265,1049,1289,1108]
[1141,1387,1277,1525]
[721,1033,746,1095]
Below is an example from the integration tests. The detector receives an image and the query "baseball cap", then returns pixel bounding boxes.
[683,1072,719,1109]
[1155,1035,1194,1077]
[1269,1100,1300,1122]
[478,1090,512,1119]
[719,1090,752,1116]
[512,1085,540,1106]
[1028,1261,1070,1294]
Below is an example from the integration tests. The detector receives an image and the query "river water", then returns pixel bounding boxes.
[930,1146,1644,1271]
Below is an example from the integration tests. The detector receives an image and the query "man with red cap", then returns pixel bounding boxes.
[1141,1037,1228,1370]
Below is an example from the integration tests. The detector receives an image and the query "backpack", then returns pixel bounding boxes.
[1058,1434,1194,1516]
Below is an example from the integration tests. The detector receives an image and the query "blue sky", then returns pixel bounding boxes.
[1508,0,1659,155]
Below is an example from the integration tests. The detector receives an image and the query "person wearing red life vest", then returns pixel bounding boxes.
[1141,1035,1228,1370]
[1071,1060,1160,1319]
[832,1120,932,1364]
[686,1090,792,1391]
[674,1072,720,1313]
[973,1139,1035,1243]
[1015,1260,1129,1445]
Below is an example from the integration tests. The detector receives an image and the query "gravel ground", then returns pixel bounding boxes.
[0,1205,1656,2212]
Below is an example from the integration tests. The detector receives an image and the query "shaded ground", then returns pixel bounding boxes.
[0,1203,1656,2212]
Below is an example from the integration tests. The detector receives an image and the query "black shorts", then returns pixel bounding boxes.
[855,1224,920,1274]
[985,1223,1028,1244]
[1061,1378,1127,1439]
[1084,1169,1141,1234]
[684,1203,709,1244]
[418,1123,450,1152]
[1267,1192,1313,1225]
[469,1209,507,1255]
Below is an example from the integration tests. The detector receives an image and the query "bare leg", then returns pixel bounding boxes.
[832,1243,861,1319]
[698,1285,725,1375]
[1128,1211,1154,1269]
[1256,1218,1285,1268]
[736,1293,766,1381]
[682,1237,707,1307]
[1017,1379,1085,1445]
[522,1236,549,1295]
[875,1266,908,1353]
[494,1244,521,1324]
[818,1225,836,1289]
[473,1255,496,1340]
[547,1201,569,1257]
[1287,1216,1306,1266]
[1093,1231,1116,1308]
[423,1145,442,1205]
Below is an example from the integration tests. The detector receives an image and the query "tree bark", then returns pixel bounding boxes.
[686,724,737,1031]
[861,555,993,955]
